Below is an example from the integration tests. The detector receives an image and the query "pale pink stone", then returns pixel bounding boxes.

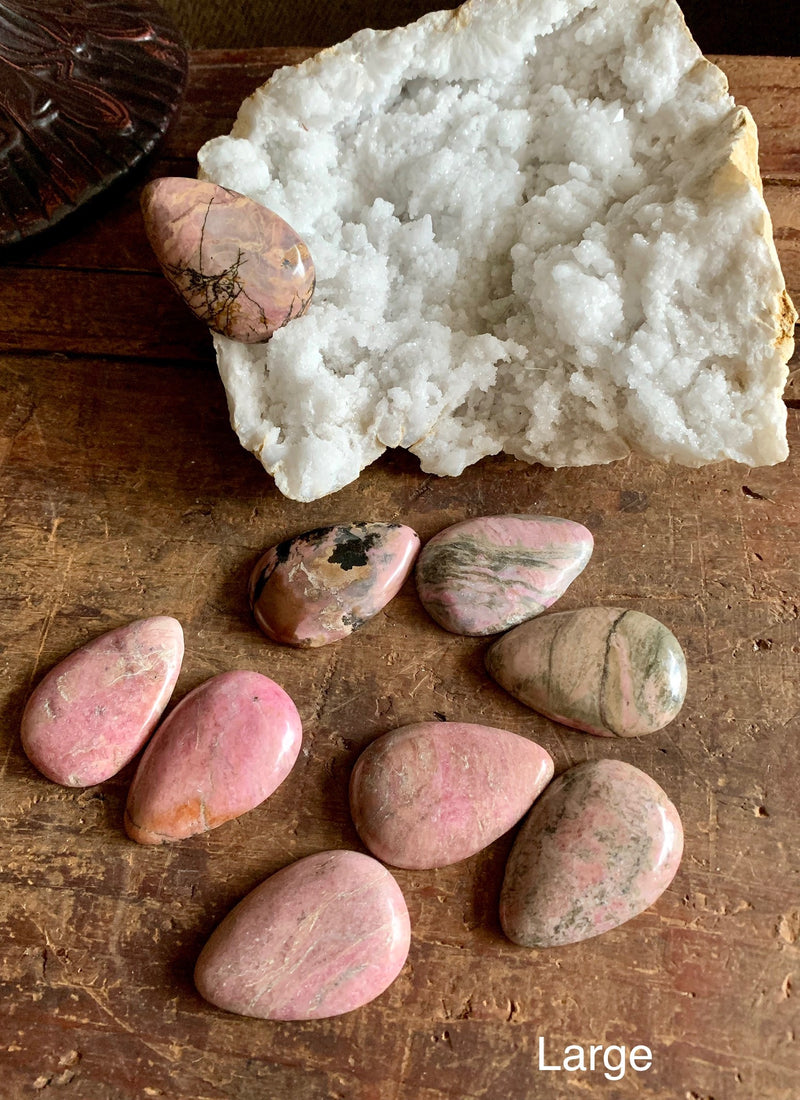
[249,522,420,647]
[141,177,315,343]
[350,722,554,868]
[500,759,683,947]
[415,514,593,635]
[124,670,302,844]
[20,617,184,787]
[194,850,411,1019]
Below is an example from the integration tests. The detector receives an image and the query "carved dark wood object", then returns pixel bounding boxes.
[0,0,187,245]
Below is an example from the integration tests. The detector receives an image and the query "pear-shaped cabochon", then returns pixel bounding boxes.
[125,670,302,844]
[21,616,184,786]
[141,177,315,343]
[195,850,410,1020]
[500,759,683,947]
[350,721,553,868]
[249,522,420,647]
[486,607,687,736]
[416,515,593,635]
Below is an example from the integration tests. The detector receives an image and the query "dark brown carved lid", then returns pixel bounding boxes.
[0,0,187,246]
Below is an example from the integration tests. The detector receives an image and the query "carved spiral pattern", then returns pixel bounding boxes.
[0,0,187,245]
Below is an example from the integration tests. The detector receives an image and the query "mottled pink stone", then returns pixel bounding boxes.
[500,759,683,947]
[124,670,302,844]
[194,850,411,1019]
[486,606,687,737]
[350,722,554,868]
[415,514,593,635]
[20,617,184,787]
[249,522,420,647]
[141,176,315,343]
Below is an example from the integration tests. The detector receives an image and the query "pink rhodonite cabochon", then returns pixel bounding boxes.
[125,670,302,844]
[486,606,687,737]
[415,515,593,635]
[249,522,420,647]
[350,722,554,868]
[194,850,411,1020]
[141,177,315,342]
[20,616,184,786]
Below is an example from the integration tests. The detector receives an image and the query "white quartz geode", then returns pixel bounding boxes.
[198,0,796,502]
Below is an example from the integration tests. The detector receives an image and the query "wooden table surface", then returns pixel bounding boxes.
[2,48,799,1100]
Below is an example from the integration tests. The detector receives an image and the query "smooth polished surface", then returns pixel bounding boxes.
[141,177,315,342]
[486,606,688,737]
[194,850,411,1019]
[20,616,184,787]
[416,515,593,635]
[249,522,420,647]
[124,670,302,844]
[350,721,554,868]
[500,759,684,947]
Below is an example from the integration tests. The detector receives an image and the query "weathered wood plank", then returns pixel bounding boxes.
[2,346,800,1097]
[0,267,212,361]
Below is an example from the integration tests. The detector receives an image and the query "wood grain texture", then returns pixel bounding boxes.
[1,49,799,1100]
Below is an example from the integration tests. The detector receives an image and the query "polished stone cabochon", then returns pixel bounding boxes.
[350,721,554,868]
[125,669,302,844]
[500,759,683,947]
[141,176,315,343]
[416,514,593,635]
[249,522,420,647]
[194,850,411,1019]
[21,616,184,787]
[486,606,687,737]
